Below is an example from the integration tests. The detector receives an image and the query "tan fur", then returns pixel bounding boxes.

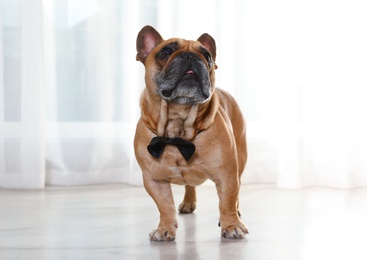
[134,26,248,241]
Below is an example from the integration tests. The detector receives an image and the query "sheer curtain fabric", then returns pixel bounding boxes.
[1,0,367,189]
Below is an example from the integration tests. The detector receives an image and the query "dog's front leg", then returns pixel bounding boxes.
[143,174,178,241]
[215,180,249,239]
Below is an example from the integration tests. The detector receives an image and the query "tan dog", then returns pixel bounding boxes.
[134,25,248,241]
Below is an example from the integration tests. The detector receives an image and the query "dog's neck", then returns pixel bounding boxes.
[140,90,219,140]
[156,100,198,139]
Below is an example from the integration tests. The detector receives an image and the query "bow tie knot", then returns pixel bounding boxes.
[147,137,196,161]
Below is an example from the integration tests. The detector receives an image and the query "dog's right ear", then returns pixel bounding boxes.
[136,25,163,63]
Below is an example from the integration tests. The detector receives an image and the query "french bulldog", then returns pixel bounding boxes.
[134,25,248,241]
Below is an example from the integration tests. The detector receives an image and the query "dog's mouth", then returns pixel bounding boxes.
[180,69,199,81]
[161,70,200,98]
[185,70,196,76]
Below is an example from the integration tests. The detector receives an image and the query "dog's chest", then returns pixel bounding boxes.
[157,146,207,186]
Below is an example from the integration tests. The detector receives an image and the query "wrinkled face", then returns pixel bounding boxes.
[150,39,215,105]
[136,26,217,105]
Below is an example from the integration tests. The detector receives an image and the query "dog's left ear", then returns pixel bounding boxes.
[136,25,163,63]
[197,33,217,63]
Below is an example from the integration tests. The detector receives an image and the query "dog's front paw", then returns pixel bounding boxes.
[221,221,249,239]
[149,227,177,242]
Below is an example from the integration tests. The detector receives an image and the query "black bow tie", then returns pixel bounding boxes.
[147,137,196,161]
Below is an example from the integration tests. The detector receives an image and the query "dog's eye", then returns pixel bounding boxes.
[160,47,174,58]
[203,53,211,63]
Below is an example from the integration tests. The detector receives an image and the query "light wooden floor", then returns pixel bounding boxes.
[1,183,366,260]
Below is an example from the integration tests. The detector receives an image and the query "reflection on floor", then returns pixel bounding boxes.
[1,184,366,260]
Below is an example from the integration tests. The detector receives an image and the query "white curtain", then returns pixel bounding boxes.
[1,0,367,189]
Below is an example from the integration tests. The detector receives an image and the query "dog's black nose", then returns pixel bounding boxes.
[180,52,198,61]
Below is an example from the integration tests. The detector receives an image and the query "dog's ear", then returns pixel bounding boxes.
[197,33,217,62]
[136,25,163,63]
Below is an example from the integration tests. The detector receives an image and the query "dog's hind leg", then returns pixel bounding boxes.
[178,185,197,213]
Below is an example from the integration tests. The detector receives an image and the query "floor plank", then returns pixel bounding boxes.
[1,184,366,259]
